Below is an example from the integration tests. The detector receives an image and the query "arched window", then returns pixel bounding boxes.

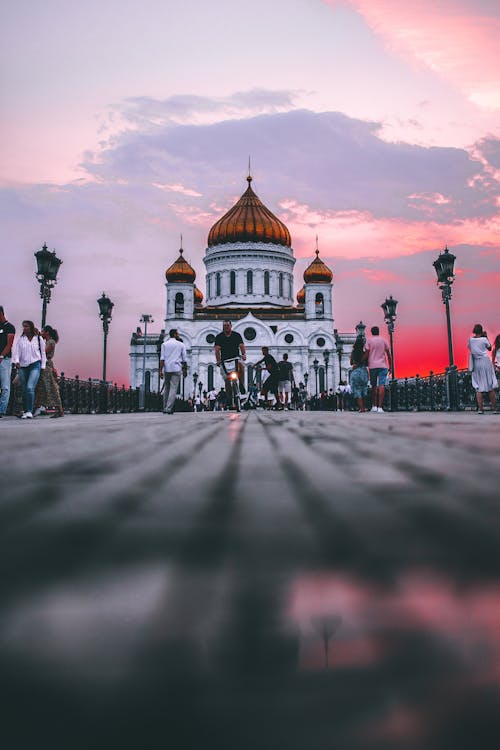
[216,272,221,296]
[247,270,253,294]
[145,371,151,393]
[207,275,211,297]
[208,364,214,391]
[175,292,184,316]
[318,366,325,393]
[230,270,236,295]
[315,292,324,318]
[264,271,270,295]
[279,273,283,297]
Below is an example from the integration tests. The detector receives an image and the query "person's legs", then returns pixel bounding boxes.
[476,391,483,412]
[377,385,386,410]
[20,362,41,414]
[0,357,11,414]
[165,372,180,413]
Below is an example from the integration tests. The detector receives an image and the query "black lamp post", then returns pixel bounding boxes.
[355,321,366,341]
[35,243,62,327]
[156,329,165,391]
[304,372,309,390]
[313,358,319,396]
[433,246,458,409]
[140,314,153,409]
[323,349,330,393]
[381,296,398,380]
[198,381,203,399]
[97,293,114,414]
[97,293,114,382]
[193,371,198,398]
[334,332,343,384]
[433,246,456,367]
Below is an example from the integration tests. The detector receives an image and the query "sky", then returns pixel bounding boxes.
[1,0,499,382]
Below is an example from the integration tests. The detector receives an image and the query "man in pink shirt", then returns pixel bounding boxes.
[365,326,392,413]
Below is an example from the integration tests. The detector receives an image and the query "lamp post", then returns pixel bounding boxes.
[193,371,198,399]
[35,243,62,327]
[313,358,319,397]
[334,332,343,385]
[97,293,114,382]
[140,314,153,409]
[381,296,398,380]
[355,320,366,341]
[323,349,330,393]
[433,246,457,409]
[97,293,114,413]
[304,372,309,390]
[156,329,165,392]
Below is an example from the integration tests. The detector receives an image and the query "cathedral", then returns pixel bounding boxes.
[129,175,356,397]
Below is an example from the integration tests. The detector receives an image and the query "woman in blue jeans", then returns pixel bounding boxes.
[349,334,369,412]
[12,320,46,419]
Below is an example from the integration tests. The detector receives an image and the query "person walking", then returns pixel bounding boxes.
[468,324,497,414]
[349,334,369,412]
[0,306,15,418]
[12,320,46,419]
[159,328,187,415]
[34,325,64,418]
[365,326,391,412]
[278,353,294,408]
[253,347,281,409]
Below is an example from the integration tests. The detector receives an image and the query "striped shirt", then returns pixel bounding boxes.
[12,334,47,368]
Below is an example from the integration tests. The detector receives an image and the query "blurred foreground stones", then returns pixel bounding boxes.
[1,411,499,750]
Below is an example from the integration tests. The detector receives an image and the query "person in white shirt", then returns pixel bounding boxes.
[12,320,46,419]
[159,328,187,415]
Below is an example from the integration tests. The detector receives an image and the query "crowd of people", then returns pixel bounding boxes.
[0,307,64,419]
[2,306,499,419]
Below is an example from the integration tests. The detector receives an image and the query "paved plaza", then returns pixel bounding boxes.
[1,410,500,749]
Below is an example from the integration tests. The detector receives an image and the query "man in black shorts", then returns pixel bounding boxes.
[253,346,281,409]
[214,320,246,399]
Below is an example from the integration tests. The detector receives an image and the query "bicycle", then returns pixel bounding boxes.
[220,357,243,412]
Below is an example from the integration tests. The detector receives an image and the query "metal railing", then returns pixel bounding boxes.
[57,374,163,413]
[390,368,486,411]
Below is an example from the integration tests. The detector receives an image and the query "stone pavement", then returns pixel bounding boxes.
[1,410,499,750]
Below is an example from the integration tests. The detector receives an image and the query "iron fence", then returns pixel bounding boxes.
[390,368,485,411]
[57,374,164,413]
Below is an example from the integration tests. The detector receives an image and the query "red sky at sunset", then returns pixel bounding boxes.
[1,0,499,384]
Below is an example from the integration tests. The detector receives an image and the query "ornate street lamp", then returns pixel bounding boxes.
[35,243,62,327]
[334,332,343,384]
[193,371,198,398]
[140,314,153,409]
[381,296,398,380]
[313,358,319,396]
[156,329,165,391]
[433,246,456,367]
[433,246,457,409]
[198,381,203,399]
[304,372,309,392]
[97,293,114,382]
[355,321,366,342]
[323,349,330,393]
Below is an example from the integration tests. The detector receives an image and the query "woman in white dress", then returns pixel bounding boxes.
[468,324,497,413]
[493,334,500,385]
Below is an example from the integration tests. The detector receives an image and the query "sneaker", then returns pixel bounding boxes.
[477,410,484,414]
[377,407,385,413]
[371,406,378,412]
[33,407,46,417]
[21,411,33,419]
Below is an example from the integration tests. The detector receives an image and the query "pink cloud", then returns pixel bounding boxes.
[326,0,500,109]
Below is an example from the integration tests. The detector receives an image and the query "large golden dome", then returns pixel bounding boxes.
[208,176,291,248]
[165,247,196,283]
[303,248,333,284]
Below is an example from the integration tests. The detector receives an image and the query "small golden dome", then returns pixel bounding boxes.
[165,247,196,283]
[303,248,333,284]
[208,176,291,248]
[194,285,203,304]
[296,286,305,304]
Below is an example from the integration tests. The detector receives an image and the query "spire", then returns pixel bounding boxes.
[315,235,319,256]
[247,155,252,185]
[180,233,183,254]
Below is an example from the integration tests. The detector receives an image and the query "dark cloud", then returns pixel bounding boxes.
[477,136,500,169]
[84,108,499,223]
